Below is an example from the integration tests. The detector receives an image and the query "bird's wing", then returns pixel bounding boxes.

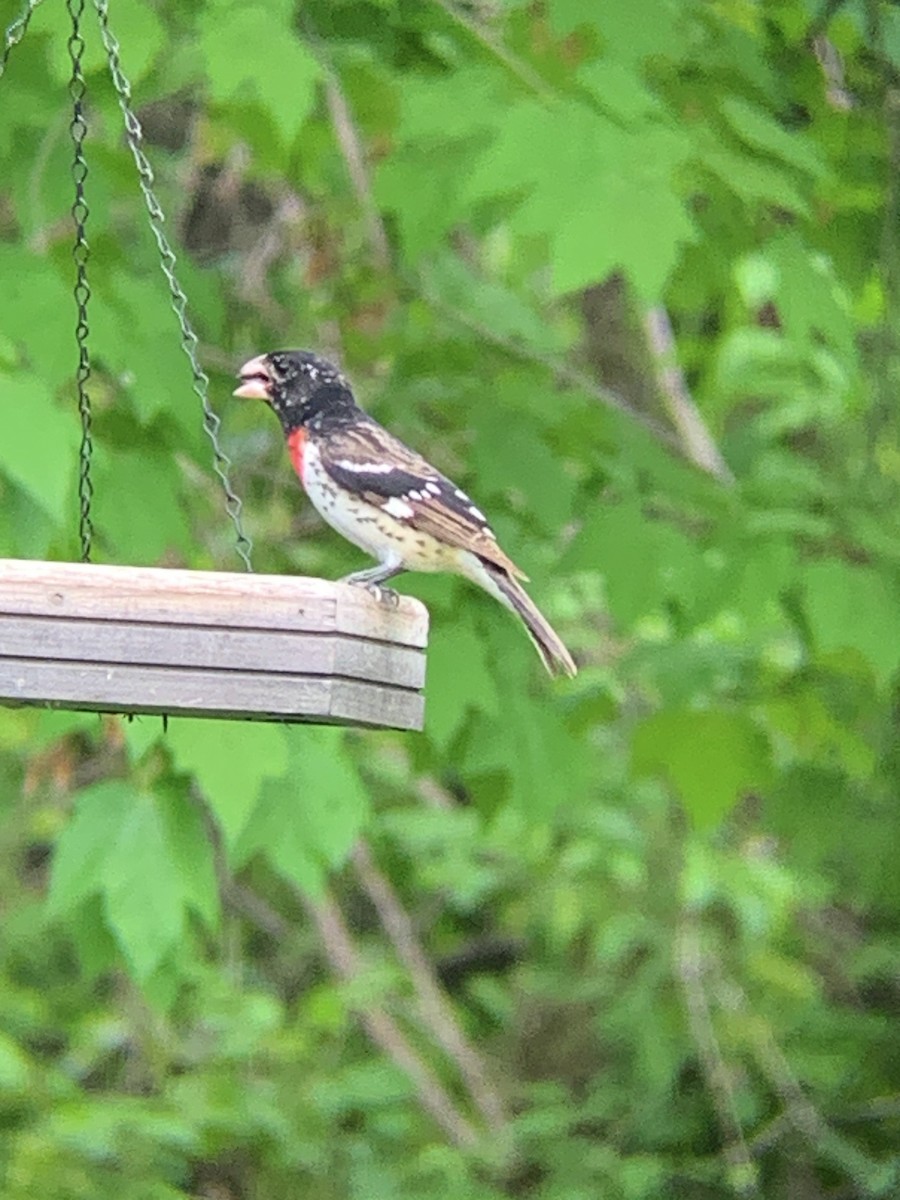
[319,420,528,580]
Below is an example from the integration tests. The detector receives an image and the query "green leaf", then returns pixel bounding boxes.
[764,689,874,780]
[375,142,480,258]
[426,255,568,355]
[199,4,321,146]
[632,710,773,827]
[50,781,215,980]
[425,609,500,750]
[804,561,900,686]
[470,405,577,533]
[0,249,83,390]
[68,894,122,979]
[47,0,165,84]
[155,786,220,928]
[101,792,185,980]
[233,728,369,893]
[0,1031,31,1091]
[383,68,694,297]
[464,620,585,817]
[578,60,664,123]
[166,719,290,850]
[550,0,689,64]
[463,97,695,298]
[565,502,704,627]
[389,68,501,143]
[0,373,79,524]
[90,276,209,430]
[698,143,812,215]
[48,781,132,916]
[91,445,193,562]
[720,96,827,180]
[284,728,369,870]
[748,235,856,361]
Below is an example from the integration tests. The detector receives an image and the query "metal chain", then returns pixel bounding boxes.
[92,0,254,571]
[0,0,43,80]
[68,0,93,562]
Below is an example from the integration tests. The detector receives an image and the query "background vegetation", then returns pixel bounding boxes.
[1,0,899,1195]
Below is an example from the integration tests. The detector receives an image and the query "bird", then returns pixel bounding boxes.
[234,350,577,677]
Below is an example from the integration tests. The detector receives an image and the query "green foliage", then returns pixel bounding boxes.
[1,0,900,1196]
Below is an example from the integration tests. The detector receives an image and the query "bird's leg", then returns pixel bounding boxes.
[339,562,404,606]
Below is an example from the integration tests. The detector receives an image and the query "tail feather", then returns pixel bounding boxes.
[476,559,577,678]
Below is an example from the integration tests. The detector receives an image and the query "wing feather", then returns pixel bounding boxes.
[321,421,528,580]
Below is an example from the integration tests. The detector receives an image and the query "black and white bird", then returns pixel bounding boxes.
[234,350,576,677]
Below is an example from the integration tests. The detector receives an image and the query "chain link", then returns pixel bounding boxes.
[68,0,93,562]
[92,0,254,571]
[0,0,43,80]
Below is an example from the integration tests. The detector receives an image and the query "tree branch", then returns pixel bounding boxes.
[351,839,507,1132]
[643,306,734,484]
[300,886,480,1148]
[429,0,553,102]
[417,278,688,458]
[324,74,391,269]
[675,917,758,1196]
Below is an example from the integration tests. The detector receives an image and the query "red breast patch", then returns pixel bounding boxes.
[287,427,307,485]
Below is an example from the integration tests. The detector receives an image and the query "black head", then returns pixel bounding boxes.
[234,349,361,433]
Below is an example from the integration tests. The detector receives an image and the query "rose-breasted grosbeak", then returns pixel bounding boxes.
[234,350,576,677]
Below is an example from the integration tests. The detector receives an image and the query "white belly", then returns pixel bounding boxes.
[302,440,450,571]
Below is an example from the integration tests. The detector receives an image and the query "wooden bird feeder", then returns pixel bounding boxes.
[0,5,430,734]
[0,560,428,731]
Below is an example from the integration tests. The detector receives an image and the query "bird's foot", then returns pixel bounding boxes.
[341,575,400,607]
[366,582,400,607]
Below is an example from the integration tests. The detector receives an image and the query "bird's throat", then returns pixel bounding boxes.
[287,426,307,485]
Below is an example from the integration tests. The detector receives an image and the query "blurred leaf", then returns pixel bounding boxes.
[0,373,78,523]
[91,446,193,561]
[166,720,289,849]
[550,0,689,64]
[49,782,196,980]
[199,3,321,146]
[233,728,368,893]
[0,251,81,390]
[46,0,165,84]
[155,785,220,928]
[632,709,773,827]
[0,1030,31,1090]
[464,98,695,299]
[425,609,500,750]
[720,96,827,180]
[48,781,131,916]
[804,560,900,686]
[101,791,186,979]
[565,502,704,626]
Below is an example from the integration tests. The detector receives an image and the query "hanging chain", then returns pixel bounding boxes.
[68,0,93,562]
[0,0,43,80]
[92,0,254,571]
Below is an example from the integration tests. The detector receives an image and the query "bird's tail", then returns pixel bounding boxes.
[477,560,577,678]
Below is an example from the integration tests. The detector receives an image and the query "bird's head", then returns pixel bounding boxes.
[234,349,358,432]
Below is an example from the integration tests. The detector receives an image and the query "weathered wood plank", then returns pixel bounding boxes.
[0,560,428,729]
[0,657,425,730]
[0,615,425,689]
[0,559,428,646]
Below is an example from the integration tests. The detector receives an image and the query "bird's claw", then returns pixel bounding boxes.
[367,582,400,607]
[341,576,400,607]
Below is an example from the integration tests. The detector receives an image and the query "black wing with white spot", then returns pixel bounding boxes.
[318,418,528,579]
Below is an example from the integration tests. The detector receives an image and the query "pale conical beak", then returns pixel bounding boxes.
[233,354,272,400]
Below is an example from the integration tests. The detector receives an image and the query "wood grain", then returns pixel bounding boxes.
[0,615,425,689]
[0,559,428,646]
[0,657,425,730]
[0,559,430,731]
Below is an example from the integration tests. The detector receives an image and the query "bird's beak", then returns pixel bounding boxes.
[233,354,272,400]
